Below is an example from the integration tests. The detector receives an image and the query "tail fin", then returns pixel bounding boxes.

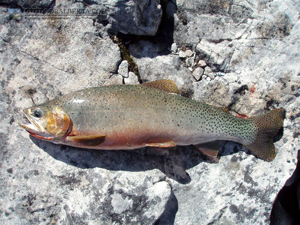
[245,108,286,161]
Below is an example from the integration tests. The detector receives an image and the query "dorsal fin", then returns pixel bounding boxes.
[141,79,180,94]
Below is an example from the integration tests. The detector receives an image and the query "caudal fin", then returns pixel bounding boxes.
[245,108,286,161]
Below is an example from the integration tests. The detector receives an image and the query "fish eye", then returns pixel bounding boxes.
[33,108,43,118]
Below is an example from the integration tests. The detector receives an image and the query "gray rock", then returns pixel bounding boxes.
[132,54,195,94]
[118,60,129,78]
[171,43,178,53]
[185,49,194,57]
[0,0,300,224]
[198,59,207,67]
[185,57,194,68]
[203,66,214,79]
[178,50,186,58]
[196,39,233,72]
[124,72,140,85]
[104,74,123,85]
[174,0,254,45]
[192,67,204,81]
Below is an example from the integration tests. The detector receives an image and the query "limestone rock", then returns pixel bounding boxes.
[118,60,129,78]
[192,67,204,81]
[185,57,194,68]
[171,43,178,53]
[132,54,195,95]
[185,49,193,57]
[124,72,140,85]
[198,59,207,67]
[104,74,123,85]
[196,39,233,72]
[178,50,186,58]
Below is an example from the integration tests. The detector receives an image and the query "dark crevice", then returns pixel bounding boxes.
[110,34,142,83]
[207,38,234,44]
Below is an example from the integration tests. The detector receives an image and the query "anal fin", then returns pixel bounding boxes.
[194,141,222,162]
[67,135,106,147]
[145,141,176,148]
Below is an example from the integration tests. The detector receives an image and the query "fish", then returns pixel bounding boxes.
[19,79,285,161]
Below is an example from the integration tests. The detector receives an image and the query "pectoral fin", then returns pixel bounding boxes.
[67,135,106,146]
[145,141,176,148]
[142,79,180,94]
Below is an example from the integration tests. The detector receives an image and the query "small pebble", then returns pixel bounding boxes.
[185,50,194,57]
[179,50,186,58]
[171,43,177,53]
[198,60,207,67]
[118,60,129,78]
[124,72,139,85]
[186,57,194,67]
[192,67,204,81]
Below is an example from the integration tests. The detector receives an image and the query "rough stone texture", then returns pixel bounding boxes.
[1,0,300,224]
[125,71,140,85]
[118,60,129,78]
[132,54,195,95]
[192,67,204,81]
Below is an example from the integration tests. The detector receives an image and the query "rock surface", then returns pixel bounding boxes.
[0,0,300,224]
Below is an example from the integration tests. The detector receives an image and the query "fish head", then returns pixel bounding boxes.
[19,105,71,140]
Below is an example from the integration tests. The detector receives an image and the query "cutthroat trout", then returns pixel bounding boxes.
[19,80,285,161]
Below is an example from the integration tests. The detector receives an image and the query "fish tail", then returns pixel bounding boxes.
[245,108,286,161]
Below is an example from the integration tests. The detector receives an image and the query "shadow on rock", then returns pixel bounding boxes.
[270,150,300,225]
[107,0,177,59]
[31,136,216,185]
[155,189,178,225]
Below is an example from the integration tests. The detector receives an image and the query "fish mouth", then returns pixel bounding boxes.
[18,109,45,136]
